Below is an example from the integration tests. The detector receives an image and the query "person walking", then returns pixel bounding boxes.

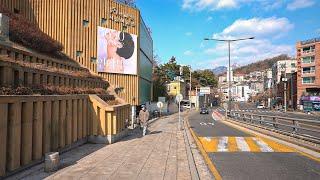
[139,105,150,136]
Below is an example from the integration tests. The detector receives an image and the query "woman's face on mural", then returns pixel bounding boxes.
[105,31,123,58]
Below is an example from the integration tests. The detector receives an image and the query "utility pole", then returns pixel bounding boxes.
[189,66,192,109]
[283,62,287,112]
[195,87,198,110]
[204,37,254,117]
[228,41,231,115]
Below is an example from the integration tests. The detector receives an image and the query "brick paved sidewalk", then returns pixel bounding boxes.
[10,113,200,180]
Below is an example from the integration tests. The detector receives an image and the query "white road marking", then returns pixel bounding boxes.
[236,137,250,152]
[217,137,228,152]
[204,137,212,142]
[200,122,207,126]
[253,138,274,152]
[208,122,215,126]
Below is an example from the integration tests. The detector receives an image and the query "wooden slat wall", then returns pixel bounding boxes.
[0,95,131,177]
[99,73,139,105]
[0,0,142,105]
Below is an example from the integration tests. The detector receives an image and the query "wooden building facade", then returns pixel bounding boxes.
[0,0,153,105]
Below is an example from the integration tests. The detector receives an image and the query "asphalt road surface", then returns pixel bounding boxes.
[188,108,320,180]
[217,102,320,138]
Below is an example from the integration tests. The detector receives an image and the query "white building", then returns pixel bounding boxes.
[232,85,251,102]
[272,60,297,84]
[218,72,244,83]
[233,73,245,83]
[218,75,227,83]
[220,84,251,102]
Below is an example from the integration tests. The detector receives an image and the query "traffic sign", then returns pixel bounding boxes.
[200,87,210,94]
[176,94,183,103]
[157,101,164,109]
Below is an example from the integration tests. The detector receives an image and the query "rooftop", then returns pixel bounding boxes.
[300,37,320,45]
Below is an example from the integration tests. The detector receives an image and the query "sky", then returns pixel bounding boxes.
[136,0,320,70]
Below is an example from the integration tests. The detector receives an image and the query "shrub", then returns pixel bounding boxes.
[0,5,63,54]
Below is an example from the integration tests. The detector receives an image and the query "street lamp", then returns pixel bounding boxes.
[188,65,192,109]
[204,37,254,117]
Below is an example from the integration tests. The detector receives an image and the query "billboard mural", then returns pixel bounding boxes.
[97,26,137,74]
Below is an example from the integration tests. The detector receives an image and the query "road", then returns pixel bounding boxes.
[218,102,320,139]
[188,108,320,180]
[228,102,320,120]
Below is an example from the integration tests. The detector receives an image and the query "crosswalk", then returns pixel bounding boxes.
[199,136,294,153]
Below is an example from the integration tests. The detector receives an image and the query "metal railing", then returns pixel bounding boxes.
[229,111,320,144]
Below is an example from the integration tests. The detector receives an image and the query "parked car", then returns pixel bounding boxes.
[181,100,191,109]
[200,107,209,114]
[257,104,265,109]
[182,103,191,109]
[152,110,160,118]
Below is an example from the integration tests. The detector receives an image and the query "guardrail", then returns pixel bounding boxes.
[0,95,130,177]
[229,111,320,144]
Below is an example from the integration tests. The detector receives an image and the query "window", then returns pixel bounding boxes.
[90,57,97,63]
[101,18,107,25]
[302,45,315,53]
[83,20,89,27]
[76,51,83,57]
[302,77,315,84]
[291,63,296,68]
[303,66,315,74]
[14,8,20,14]
[302,56,315,64]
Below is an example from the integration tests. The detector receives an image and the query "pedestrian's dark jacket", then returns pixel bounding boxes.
[139,109,149,125]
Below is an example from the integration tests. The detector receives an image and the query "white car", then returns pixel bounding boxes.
[182,104,191,109]
[257,104,265,109]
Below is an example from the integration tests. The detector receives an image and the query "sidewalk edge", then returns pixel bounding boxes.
[185,114,222,180]
[183,117,200,180]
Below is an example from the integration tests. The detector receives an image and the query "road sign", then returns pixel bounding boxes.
[157,101,164,109]
[176,94,183,103]
[158,97,166,103]
[200,87,210,94]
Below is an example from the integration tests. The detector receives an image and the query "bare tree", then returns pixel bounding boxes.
[116,0,136,7]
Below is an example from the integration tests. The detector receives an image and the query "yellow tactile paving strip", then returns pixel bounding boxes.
[199,136,295,153]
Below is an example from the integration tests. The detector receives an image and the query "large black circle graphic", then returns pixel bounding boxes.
[116,32,135,59]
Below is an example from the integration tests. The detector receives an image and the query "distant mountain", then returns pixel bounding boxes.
[212,66,227,75]
[234,54,293,74]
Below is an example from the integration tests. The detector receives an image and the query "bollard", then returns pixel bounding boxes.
[273,117,278,129]
[293,120,299,133]
[44,152,60,172]
[260,116,263,125]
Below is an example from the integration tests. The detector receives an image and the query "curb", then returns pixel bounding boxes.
[183,117,200,180]
[185,112,222,180]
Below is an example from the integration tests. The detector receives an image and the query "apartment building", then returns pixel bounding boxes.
[272,60,297,84]
[296,37,320,109]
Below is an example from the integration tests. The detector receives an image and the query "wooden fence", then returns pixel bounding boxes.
[0,60,107,89]
[0,95,130,177]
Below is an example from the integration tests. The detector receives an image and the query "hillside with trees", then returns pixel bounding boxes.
[234,54,293,74]
[152,56,218,101]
